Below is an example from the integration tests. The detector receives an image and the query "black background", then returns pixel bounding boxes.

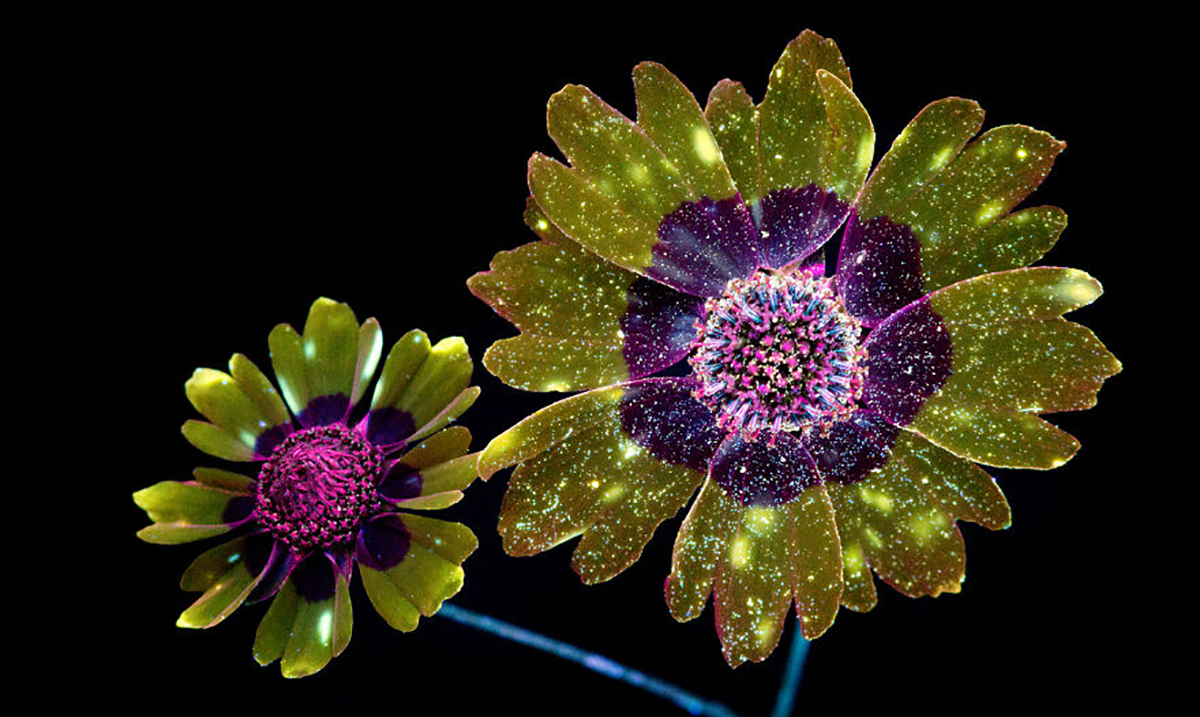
[63,4,1186,714]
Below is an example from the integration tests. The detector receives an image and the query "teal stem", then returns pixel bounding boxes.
[437,604,811,716]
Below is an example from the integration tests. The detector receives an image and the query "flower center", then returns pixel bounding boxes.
[254,424,384,552]
[689,270,866,443]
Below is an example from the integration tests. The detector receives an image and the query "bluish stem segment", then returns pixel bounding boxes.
[437,603,744,717]
[770,626,810,717]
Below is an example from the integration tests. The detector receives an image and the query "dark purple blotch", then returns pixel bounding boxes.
[298,394,351,428]
[755,185,850,270]
[222,495,256,524]
[356,514,411,571]
[364,407,417,447]
[861,298,953,425]
[246,543,303,604]
[621,276,704,379]
[254,423,293,458]
[801,411,899,485]
[379,463,423,501]
[650,195,759,298]
[710,432,820,507]
[290,553,337,602]
[836,211,925,328]
[618,377,725,473]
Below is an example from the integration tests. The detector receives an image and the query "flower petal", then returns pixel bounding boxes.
[825,430,1007,600]
[483,378,723,584]
[838,98,1067,326]
[666,478,842,666]
[382,453,477,505]
[133,478,254,544]
[868,268,1121,468]
[469,200,702,392]
[252,553,352,678]
[268,298,376,428]
[705,31,872,269]
[184,367,289,460]
[365,335,473,447]
[530,68,760,297]
[176,535,272,628]
[394,426,472,470]
[358,514,476,631]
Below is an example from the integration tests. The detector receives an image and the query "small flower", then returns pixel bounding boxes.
[134,298,481,677]
[469,31,1120,666]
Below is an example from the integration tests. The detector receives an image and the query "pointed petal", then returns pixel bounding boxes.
[705,79,761,205]
[839,97,1067,325]
[394,426,472,470]
[485,378,722,583]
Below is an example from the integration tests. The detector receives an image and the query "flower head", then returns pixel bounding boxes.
[469,31,1120,666]
[134,298,481,677]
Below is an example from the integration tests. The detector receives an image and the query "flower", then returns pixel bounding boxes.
[468,30,1121,666]
[134,298,481,678]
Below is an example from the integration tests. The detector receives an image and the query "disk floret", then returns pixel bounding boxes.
[689,270,867,442]
[255,424,383,551]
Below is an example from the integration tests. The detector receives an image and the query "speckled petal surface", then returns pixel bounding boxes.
[838,98,1067,325]
[826,429,1009,602]
[133,479,253,544]
[703,31,872,269]
[666,478,842,666]
[895,268,1121,468]
[529,66,760,298]
[486,378,722,583]
[469,201,701,392]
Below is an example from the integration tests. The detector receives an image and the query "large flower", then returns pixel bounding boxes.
[468,31,1120,666]
[134,298,480,677]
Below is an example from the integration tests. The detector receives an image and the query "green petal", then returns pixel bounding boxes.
[182,419,256,462]
[253,567,352,678]
[269,298,377,422]
[758,30,868,201]
[479,386,624,480]
[414,453,478,496]
[133,480,249,544]
[192,466,254,492]
[395,426,472,470]
[394,492,463,511]
[498,412,702,584]
[301,298,361,402]
[360,515,476,630]
[914,268,1122,468]
[371,329,432,411]
[468,201,635,392]
[705,79,762,205]
[404,387,480,445]
[176,537,265,628]
[828,432,975,599]
[668,480,842,666]
[395,337,473,432]
[185,368,274,456]
[351,318,384,407]
[860,98,1067,292]
[229,353,291,430]
[632,61,738,201]
[838,539,877,612]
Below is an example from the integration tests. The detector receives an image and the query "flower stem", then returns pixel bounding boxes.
[436,603,743,716]
[770,627,810,717]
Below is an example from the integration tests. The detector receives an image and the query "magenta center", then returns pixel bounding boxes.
[689,270,866,443]
[254,424,383,552]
